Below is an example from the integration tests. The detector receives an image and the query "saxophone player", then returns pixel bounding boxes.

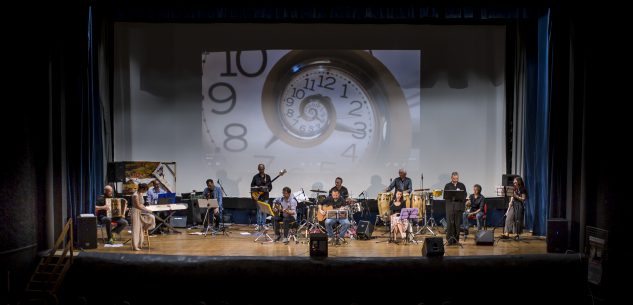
[271,187,297,244]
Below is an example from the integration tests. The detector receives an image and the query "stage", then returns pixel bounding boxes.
[87,224,547,257]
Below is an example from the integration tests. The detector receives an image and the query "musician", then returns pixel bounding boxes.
[145,180,165,205]
[131,183,155,251]
[385,168,413,195]
[444,171,467,245]
[319,189,350,245]
[202,179,223,230]
[389,190,407,240]
[462,184,485,235]
[251,163,272,231]
[328,177,349,200]
[501,176,528,239]
[271,187,297,244]
[95,185,128,244]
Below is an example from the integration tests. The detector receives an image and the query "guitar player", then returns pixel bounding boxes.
[319,189,350,245]
[251,163,272,231]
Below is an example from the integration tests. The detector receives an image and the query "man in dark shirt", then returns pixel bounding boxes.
[95,185,128,244]
[328,177,349,199]
[463,184,485,234]
[319,189,350,245]
[444,171,467,245]
[385,168,413,195]
[251,163,272,231]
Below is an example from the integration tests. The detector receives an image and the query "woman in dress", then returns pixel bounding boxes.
[131,183,156,251]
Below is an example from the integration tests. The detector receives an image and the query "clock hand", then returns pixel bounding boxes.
[264,136,279,149]
[335,123,364,135]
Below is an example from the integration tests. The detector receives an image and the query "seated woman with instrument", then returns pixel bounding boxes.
[462,184,485,235]
[389,190,407,240]
[131,183,156,251]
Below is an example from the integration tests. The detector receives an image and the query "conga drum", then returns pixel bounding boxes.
[403,192,411,208]
[377,192,392,222]
[411,192,425,215]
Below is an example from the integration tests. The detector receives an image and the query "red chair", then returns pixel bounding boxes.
[467,202,488,230]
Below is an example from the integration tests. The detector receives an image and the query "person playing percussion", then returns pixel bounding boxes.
[95,185,128,244]
[385,168,413,196]
[319,189,350,245]
[328,177,349,200]
[390,190,407,240]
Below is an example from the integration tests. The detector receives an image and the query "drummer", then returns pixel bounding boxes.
[385,168,413,196]
[328,177,349,200]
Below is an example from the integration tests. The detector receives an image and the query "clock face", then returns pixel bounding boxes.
[202,50,414,197]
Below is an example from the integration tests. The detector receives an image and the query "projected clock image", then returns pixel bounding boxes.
[202,50,413,194]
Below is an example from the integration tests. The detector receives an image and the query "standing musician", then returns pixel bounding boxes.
[501,176,528,239]
[385,168,413,196]
[271,187,297,244]
[319,189,350,245]
[444,171,467,245]
[251,163,272,231]
[328,177,349,200]
[95,185,128,244]
[202,179,223,230]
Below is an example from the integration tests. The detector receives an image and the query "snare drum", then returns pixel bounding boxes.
[377,192,392,220]
[348,202,362,214]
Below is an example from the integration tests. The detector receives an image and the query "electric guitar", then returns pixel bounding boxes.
[251,169,287,201]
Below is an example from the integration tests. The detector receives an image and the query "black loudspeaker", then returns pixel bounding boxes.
[502,174,520,186]
[76,216,97,249]
[421,237,444,257]
[170,216,187,228]
[356,221,374,240]
[309,233,328,257]
[107,162,126,182]
[475,230,494,245]
[547,218,568,253]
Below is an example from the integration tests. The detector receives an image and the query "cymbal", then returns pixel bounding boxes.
[414,188,430,192]
[310,189,327,193]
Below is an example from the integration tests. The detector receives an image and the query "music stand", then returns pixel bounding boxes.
[400,208,419,244]
[198,199,219,236]
[254,200,274,243]
[444,190,466,247]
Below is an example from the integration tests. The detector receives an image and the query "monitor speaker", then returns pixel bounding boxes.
[170,216,187,228]
[475,230,494,245]
[356,221,374,240]
[422,237,444,257]
[76,216,97,249]
[107,162,126,183]
[547,218,568,253]
[309,233,328,257]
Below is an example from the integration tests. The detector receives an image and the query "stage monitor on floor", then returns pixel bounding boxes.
[77,215,97,249]
[422,237,444,257]
[309,233,328,257]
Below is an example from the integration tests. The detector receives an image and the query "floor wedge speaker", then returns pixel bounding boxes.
[356,220,374,240]
[422,237,444,257]
[475,230,494,245]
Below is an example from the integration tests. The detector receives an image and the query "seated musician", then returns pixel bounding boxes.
[389,190,407,240]
[131,183,155,251]
[202,179,223,230]
[328,177,349,200]
[319,189,350,245]
[462,184,485,235]
[95,185,128,244]
[271,186,297,244]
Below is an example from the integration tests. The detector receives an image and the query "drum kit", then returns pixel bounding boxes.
[294,188,366,240]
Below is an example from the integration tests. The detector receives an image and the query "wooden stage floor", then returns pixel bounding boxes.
[88,224,546,257]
